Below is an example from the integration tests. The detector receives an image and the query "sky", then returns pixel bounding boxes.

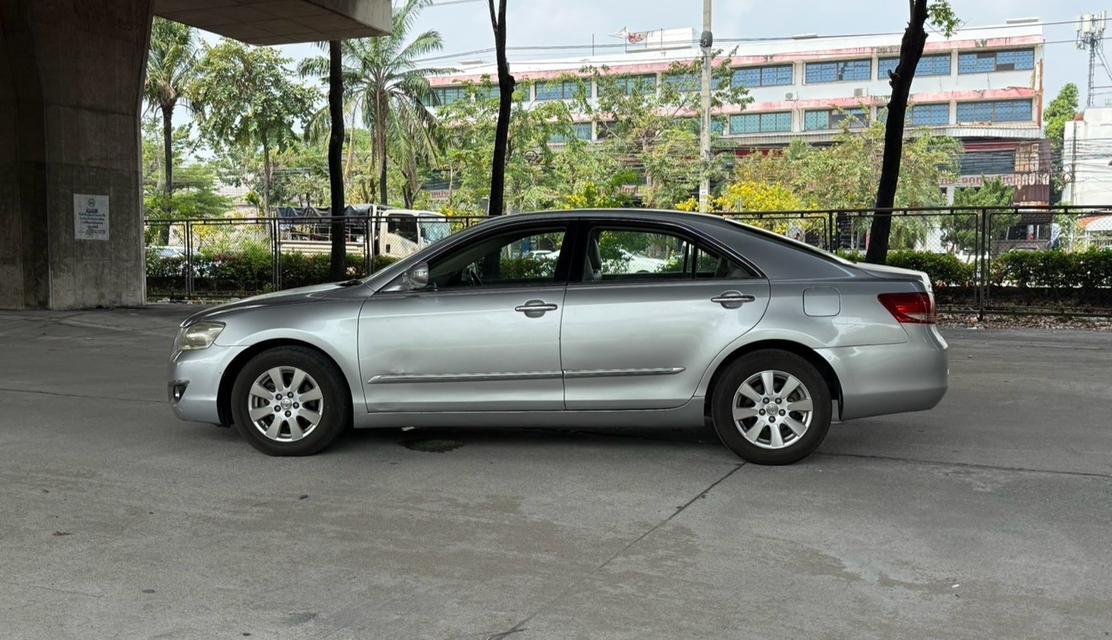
[264,0,1108,104]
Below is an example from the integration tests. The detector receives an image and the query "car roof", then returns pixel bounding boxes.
[476,208,737,230]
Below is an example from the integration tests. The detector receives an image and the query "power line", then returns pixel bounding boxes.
[411,17,1088,66]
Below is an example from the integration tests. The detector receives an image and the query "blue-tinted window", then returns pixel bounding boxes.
[804,108,868,130]
[534,80,579,101]
[958,49,1035,74]
[960,151,1016,175]
[956,100,1033,123]
[548,122,593,144]
[676,117,726,135]
[730,112,792,134]
[431,86,468,105]
[878,54,951,78]
[805,59,871,83]
[664,73,699,93]
[909,103,950,126]
[732,64,793,88]
[615,74,657,95]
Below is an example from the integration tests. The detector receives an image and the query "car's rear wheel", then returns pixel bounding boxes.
[230,346,350,456]
[710,350,832,465]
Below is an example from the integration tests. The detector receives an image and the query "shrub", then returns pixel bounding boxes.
[885,251,976,288]
[146,250,400,297]
[835,250,975,288]
[994,249,1112,289]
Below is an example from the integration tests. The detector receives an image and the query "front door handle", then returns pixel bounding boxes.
[711,291,756,309]
[514,299,558,318]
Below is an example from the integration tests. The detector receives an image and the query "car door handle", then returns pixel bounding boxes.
[711,291,756,309]
[514,300,558,317]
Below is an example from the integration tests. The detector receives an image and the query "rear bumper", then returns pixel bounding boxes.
[819,324,948,421]
[167,344,246,424]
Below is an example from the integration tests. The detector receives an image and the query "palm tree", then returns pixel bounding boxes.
[144,18,198,201]
[299,0,447,206]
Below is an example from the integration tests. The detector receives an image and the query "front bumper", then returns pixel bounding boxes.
[167,344,247,424]
[820,324,949,421]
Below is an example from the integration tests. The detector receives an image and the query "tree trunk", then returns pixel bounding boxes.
[375,90,388,206]
[327,40,347,281]
[262,138,272,215]
[487,0,514,216]
[345,106,356,184]
[865,0,928,264]
[160,103,175,200]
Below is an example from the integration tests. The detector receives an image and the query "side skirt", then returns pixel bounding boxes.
[352,398,706,430]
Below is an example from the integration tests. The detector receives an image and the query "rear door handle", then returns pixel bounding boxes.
[711,291,756,309]
[515,300,558,317]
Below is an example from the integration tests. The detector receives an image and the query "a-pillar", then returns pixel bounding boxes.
[0,0,152,309]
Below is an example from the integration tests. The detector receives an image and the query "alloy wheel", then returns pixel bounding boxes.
[731,369,814,450]
[246,366,325,442]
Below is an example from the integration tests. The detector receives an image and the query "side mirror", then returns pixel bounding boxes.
[403,262,430,290]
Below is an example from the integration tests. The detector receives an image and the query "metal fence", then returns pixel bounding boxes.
[145,205,1112,316]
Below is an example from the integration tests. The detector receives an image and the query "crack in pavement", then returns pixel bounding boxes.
[484,462,745,640]
[815,451,1112,481]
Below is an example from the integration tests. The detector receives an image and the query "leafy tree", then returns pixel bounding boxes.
[550,138,637,209]
[435,80,579,213]
[942,178,1016,254]
[1044,83,1079,203]
[144,18,198,201]
[487,0,512,215]
[579,59,750,208]
[299,0,446,207]
[866,0,959,263]
[728,123,960,250]
[192,40,319,213]
[141,118,229,243]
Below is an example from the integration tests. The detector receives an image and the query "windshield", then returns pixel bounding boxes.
[419,218,452,245]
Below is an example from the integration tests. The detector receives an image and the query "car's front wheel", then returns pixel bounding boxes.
[230,346,350,456]
[710,350,832,465]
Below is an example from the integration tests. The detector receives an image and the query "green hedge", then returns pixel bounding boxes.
[993,249,1112,289]
[146,250,399,297]
[838,249,1112,290]
[149,248,1112,298]
[836,250,974,288]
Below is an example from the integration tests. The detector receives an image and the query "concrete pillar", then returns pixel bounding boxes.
[0,0,152,309]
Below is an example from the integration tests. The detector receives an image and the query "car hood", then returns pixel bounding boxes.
[180,281,358,327]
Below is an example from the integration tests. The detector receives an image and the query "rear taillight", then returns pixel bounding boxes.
[878,292,935,324]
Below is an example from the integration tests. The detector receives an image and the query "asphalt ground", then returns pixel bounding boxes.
[1,306,1109,639]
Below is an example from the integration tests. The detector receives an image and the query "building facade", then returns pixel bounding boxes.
[428,19,1050,205]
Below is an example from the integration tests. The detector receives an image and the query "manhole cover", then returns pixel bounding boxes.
[400,438,464,453]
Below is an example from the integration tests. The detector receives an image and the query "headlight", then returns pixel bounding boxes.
[179,321,225,351]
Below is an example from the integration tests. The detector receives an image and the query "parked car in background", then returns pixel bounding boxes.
[168,209,948,465]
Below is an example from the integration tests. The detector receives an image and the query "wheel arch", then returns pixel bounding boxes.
[702,340,843,421]
[217,339,353,427]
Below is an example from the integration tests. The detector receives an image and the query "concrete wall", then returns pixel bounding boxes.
[0,0,151,309]
[1063,107,1112,206]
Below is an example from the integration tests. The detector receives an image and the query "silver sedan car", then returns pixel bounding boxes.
[168,210,948,465]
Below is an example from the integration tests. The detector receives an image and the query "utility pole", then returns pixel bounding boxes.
[698,0,713,213]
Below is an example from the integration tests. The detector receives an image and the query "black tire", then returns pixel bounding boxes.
[710,349,832,465]
[230,346,351,456]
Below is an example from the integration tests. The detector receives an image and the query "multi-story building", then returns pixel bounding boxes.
[428,18,1050,204]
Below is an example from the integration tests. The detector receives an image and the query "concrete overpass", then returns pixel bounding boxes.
[0,1,391,309]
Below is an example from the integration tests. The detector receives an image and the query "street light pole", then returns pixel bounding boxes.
[698,0,713,213]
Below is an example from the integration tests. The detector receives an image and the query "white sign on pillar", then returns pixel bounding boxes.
[74,194,110,241]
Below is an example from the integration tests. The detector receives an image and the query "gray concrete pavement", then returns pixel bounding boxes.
[1,307,1110,639]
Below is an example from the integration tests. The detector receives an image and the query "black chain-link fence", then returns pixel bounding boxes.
[146,206,1112,316]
